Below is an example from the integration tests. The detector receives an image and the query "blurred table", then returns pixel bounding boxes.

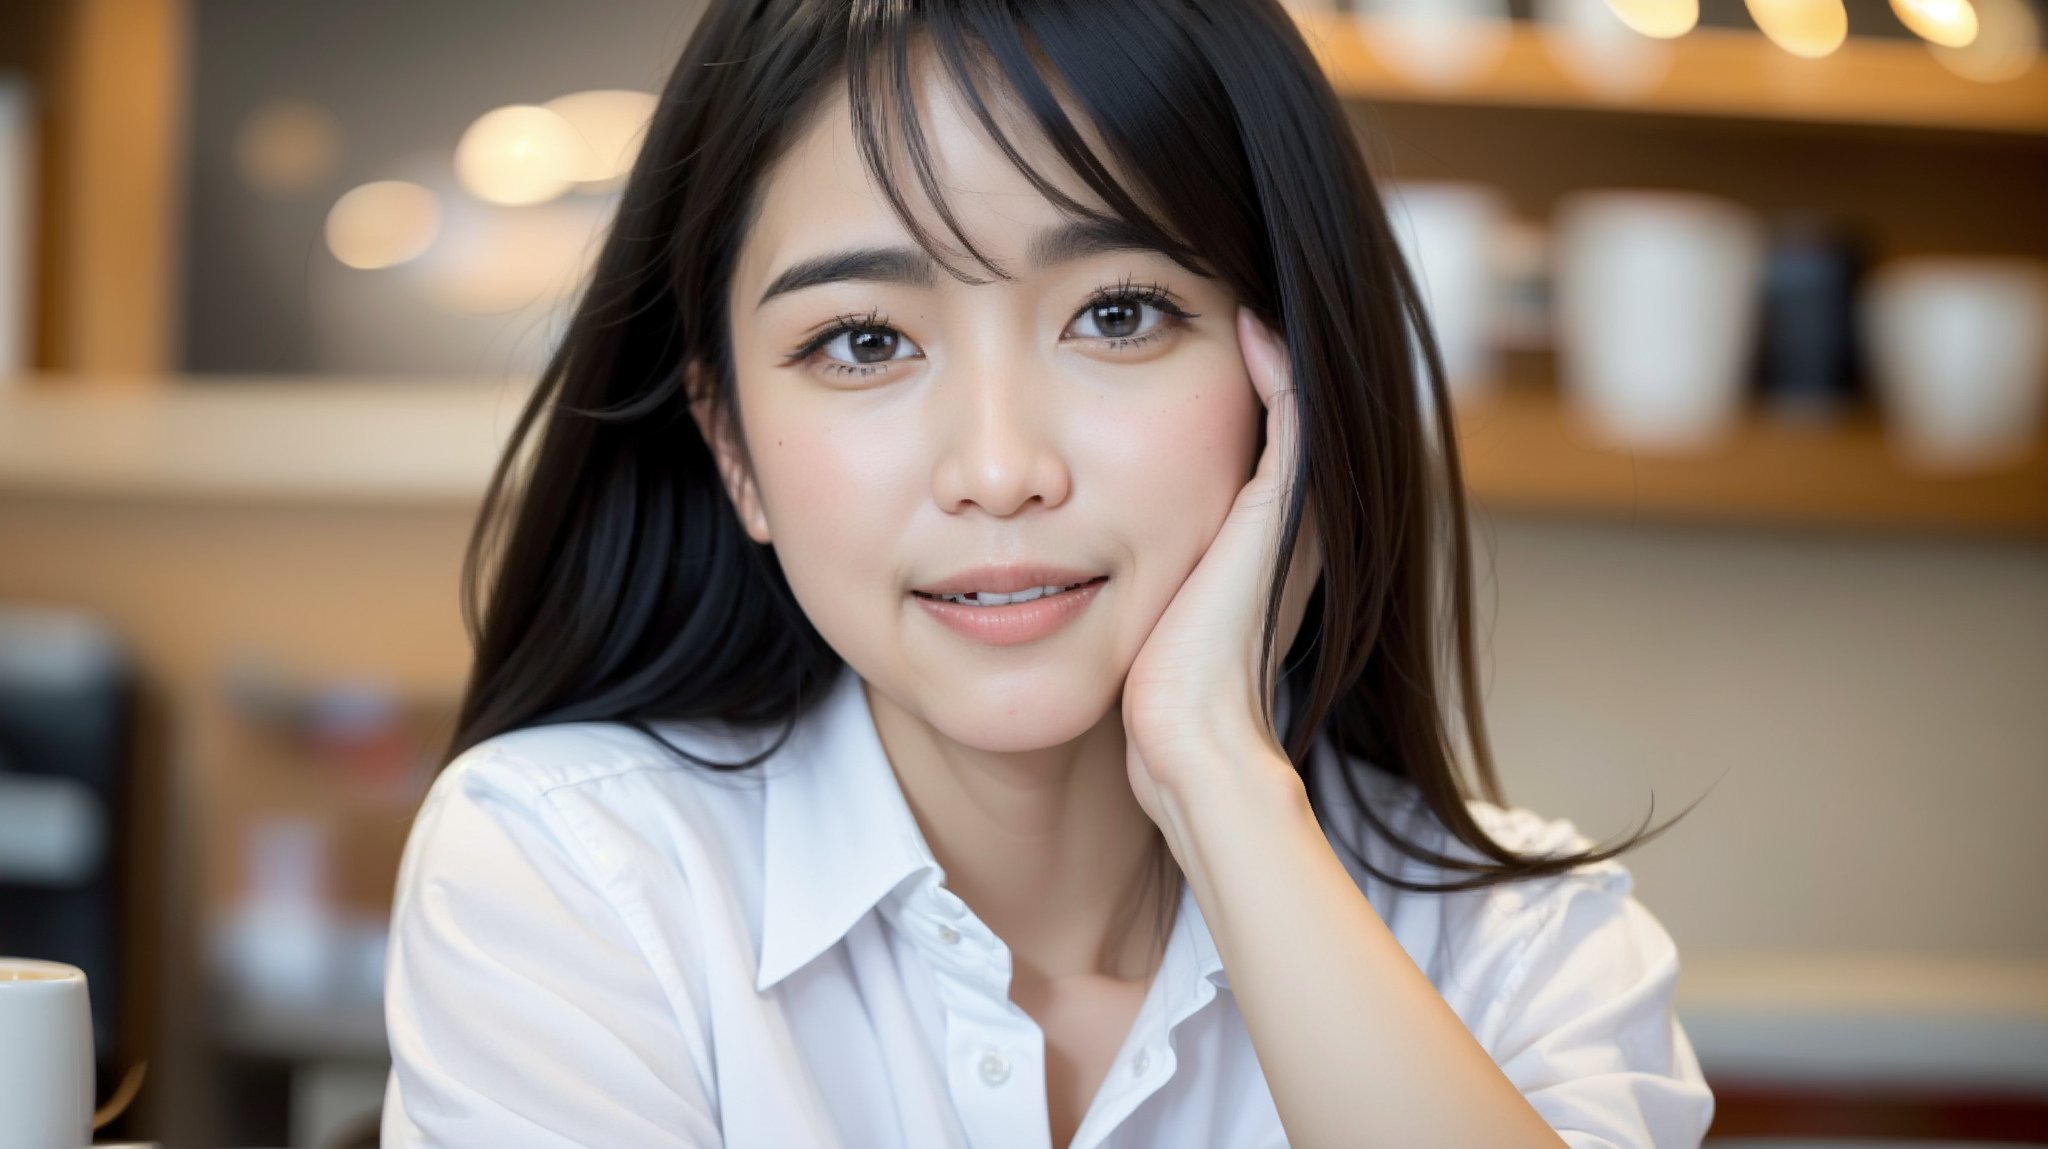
[1681,951,2048,1142]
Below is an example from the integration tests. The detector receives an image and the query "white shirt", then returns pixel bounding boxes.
[381,660,1714,1148]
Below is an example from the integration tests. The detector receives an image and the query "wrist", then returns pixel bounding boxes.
[1151,730,1313,850]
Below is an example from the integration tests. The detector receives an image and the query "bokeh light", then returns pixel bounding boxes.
[543,89,658,192]
[1930,0,2040,79]
[233,99,344,200]
[323,180,441,270]
[1606,0,1700,39]
[1892,0,1981,47]
[453,104,583,206]
[1747,0,1850,58]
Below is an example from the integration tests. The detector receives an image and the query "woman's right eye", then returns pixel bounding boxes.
[807,323,924,377]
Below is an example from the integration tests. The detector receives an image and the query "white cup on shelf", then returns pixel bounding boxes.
[1551,188,1767,451]
[1384,180,1509,407]
[1861,256,2048,472]
[1535,0,1676,99]
[0,958,94,1149]
[1353,0,1512,91]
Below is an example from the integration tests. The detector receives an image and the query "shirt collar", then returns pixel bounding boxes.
[756,661,938,992]
[755,661,1258,997]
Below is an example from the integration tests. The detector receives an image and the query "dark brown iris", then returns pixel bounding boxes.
[1090,301,1141,339]
[847,327,899,363]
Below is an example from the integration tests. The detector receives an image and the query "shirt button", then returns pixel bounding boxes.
[937,924,961,944]
[978,1049,1011,1086]
[1132,1049,1151,1075]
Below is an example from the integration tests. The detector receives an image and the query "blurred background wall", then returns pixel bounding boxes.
[181,0,697,376]
[1483,519,2048,956]
[1,0,2044,1146]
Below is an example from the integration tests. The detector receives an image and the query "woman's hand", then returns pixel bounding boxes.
[1122,306,1322,830]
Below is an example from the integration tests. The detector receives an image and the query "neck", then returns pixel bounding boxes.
[865,678,1177,984]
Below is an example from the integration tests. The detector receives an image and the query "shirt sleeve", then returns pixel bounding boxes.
[1479,865,1717,1149]
[380,747,722,1148]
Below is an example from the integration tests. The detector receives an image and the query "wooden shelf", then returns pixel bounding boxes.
[5,373,2040,537]
[1454,382,2048,538]
[1294,12,2048,136]
[0,375,530,505]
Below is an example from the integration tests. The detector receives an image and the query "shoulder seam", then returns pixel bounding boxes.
[449,725,706,799]
[538,779,723,1111]
[532,760,689,799]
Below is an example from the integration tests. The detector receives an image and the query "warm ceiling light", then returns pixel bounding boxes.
[1606,0,1699,38]
[542,90,658,191]
[1892,0,1980,46]
[325,180,440,270]
[1930,0,2039,80]
[454,104,583,206]
[1746,0,1849,58]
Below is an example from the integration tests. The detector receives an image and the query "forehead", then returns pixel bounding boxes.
[735,53,1122,291]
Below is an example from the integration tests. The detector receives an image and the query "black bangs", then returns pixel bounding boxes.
[842,0,1247,288]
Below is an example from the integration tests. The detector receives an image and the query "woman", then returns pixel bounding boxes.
[381,2,1713,1146]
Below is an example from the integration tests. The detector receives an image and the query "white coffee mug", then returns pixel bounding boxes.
[0,958,94,1149]
[1535,0,1675,100]
[1862,256,2048,471]
[1384,180,1509,405]
[1552,188,1766,451]
[1354,0,1512,91]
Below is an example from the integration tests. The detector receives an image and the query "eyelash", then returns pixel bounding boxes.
[782,279,1200,379]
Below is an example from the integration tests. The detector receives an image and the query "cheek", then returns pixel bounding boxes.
[1091,367,1262,573]
[745,393,918,622]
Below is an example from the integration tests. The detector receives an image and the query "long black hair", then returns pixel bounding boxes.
[448,0,1694,895]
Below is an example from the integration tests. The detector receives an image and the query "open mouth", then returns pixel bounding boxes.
[909,576,1109,607]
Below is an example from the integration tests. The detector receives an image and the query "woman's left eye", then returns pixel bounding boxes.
[1066,286,1196,347]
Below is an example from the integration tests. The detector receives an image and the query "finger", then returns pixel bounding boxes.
[1237,306,1288,408]
[1236,307,1300,495]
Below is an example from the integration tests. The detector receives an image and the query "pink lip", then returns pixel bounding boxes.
[909,578,1108,646]
[912,563,1106,596]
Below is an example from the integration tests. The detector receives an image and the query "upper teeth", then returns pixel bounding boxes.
[935,582,1083,606]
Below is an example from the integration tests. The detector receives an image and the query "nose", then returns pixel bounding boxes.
[927,359,1073,518]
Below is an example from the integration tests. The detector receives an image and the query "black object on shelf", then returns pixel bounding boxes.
[1755,212,1867,423]
[0,604,137,1107]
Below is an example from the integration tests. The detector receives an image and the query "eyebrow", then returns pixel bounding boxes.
[754,216,1166,311]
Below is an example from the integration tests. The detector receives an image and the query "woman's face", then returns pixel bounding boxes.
[705,66,1262,753]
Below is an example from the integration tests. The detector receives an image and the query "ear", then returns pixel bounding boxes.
[685,360,773,545]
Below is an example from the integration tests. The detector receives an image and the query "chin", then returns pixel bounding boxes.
[937,716,1107,755]
[924,683,1119,753]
